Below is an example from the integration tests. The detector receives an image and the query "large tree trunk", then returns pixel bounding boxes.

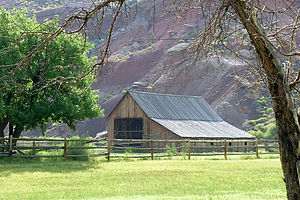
[12,125,22,146]
[0,117,8,138]
[0,117,8,152]
[231,1,300,199]
[8,123,23,146]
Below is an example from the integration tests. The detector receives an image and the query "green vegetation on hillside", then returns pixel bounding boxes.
[248,96,277,139]
[0,159,285,200]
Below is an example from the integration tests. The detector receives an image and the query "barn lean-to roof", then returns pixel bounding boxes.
[128,91,255,139]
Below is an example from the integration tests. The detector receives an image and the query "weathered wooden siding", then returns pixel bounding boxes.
[108,93,148,139]
[148,118,181,140]
[107,93,180,141]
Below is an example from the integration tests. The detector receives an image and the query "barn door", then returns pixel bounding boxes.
[114,118,143,139]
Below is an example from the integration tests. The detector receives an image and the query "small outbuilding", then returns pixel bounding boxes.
[107,91,254,142]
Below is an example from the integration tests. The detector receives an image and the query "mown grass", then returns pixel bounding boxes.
[0,158,285,200]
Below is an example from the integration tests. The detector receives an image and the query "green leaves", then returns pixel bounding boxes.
[0,8,102,136]
[248,96,276,139]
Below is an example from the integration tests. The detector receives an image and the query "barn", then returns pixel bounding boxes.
[107,91,255,143]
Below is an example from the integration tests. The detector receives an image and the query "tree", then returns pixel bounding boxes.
[1,0,299,199]
[165,0,300,199]
[230,2,300,198]
[0,8,103,140]
[0,0,125,141]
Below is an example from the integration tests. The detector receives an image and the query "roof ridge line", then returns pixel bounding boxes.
[149,117,223,122]
[129,90,204,99]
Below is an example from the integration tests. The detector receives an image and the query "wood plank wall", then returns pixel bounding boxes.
[107,93,179,141]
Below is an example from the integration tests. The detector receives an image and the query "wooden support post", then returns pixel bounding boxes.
[63,138,67,161]
[107,138,111,162]
[256,139,259,158]
[9,135,13,156]
[150,140,153,160]
[224,139,227,160]
[188,140,191,160]
[265,142,269,152]
[32,141,36,155]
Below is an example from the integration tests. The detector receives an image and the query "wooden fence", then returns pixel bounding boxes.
[0,136,107,160]
[0,136,279,161]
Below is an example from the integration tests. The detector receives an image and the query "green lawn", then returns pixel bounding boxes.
[0,158,285,200]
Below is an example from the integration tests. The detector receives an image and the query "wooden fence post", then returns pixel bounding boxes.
[107,138,111,161]
[64,138,67,161]
[256,139,259,158]
[188,139,191,160]
[224,139,227,160]
[265,142,269,152]
[9,135,13,156]
[150,140,153,160]
[32,141,36,155]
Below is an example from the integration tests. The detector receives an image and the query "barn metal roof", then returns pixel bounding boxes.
[153,119,255,139]
[129,91,223,121]
[128,91,255,139]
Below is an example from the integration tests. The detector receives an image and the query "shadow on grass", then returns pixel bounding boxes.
[0,157,106,176]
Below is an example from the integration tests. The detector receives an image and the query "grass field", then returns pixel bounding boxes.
[0,157,285,200]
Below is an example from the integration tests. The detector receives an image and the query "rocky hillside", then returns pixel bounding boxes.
[3,0,263,137]
[84,0,261,137]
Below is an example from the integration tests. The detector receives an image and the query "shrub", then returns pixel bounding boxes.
[248,130,263,139]
[122,148,132,161]
[67,133,91,161]
[166,144,177,158]
[181,145,188,160]
[248,123,277,139]
[265,124,277,139]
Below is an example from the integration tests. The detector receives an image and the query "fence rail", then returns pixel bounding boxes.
[0,136,279,161]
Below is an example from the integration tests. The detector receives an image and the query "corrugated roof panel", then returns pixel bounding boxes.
[129,91,223,121]
[153,119,255,139]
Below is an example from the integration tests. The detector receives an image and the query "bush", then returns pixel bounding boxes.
[166,144,177,158]
[265,124,277,139]
[122,148,132,161]
[67,133,91,161]
[248,123,277,139]
[248,130,263,139]
[181,145,188,160]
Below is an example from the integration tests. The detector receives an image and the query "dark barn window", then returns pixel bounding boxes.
[114,118,143,139]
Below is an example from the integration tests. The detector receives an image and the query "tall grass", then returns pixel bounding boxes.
[20,133,95,161]
[67,135,90,161]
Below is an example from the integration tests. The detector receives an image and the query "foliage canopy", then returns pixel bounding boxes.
[0,8,103,137]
